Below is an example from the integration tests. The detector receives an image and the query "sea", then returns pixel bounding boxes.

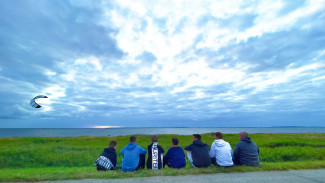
[0,127,325,138]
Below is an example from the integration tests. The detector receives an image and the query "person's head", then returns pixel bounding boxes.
[151,135,158,143]
[192,134,201,142]
[215,132,223,139]
[171,137,179,146]
[239,131,248,140]
[130,136,137,142]
[109,140,117,149]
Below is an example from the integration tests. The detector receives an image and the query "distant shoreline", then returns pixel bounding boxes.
[1,126,325,129]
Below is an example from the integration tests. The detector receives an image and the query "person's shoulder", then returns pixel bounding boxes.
[184,143,193,149]
[251,140,258,146]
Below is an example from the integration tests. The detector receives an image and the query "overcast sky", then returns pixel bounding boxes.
[1,0,325,128]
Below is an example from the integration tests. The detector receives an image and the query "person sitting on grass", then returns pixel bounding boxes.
[121,136,147,172]
[163,137,186,169]
[233,131,260,166]
[209,132,234,167]
[184,134,211,168]
[147,135,165,169]
[94,140,118,171]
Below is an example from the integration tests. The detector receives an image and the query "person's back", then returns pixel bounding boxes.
[94,140,117,171]
[147,135,165,169]
[121,136,147,172]
[185,134,211,167]
[164,138,186,169]
[210,132,233,167]
[234,131,259,166]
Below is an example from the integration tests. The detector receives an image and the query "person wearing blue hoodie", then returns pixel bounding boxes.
[121,136,147,172]
[234,131,260,166]
[209,132,234,167]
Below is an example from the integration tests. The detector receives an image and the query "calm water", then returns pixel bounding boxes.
[0,127,325,137]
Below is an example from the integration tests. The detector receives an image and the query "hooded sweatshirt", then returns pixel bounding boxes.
[209,139,233,166]
[234,137,260,166]
[99,147,117,167]
[121,143,147,172]
[184,140,211,167]
[146,143,165,169]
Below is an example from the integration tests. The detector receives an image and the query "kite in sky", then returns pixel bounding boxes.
[30,95,48,108]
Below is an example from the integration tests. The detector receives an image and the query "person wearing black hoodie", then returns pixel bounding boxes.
[146,135,165,169]
[234,131,260,166]
[95,140,118,171]
[184,134,211,167]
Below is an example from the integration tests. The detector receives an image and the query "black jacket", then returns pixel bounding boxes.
[100,147,117,167]
[146,143,165,169]
[234,137,259,166]
[184,140,211,167]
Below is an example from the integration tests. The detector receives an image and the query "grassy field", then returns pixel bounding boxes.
[1,133,325,182]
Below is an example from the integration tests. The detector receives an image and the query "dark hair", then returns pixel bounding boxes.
[130,136,137,142]
[215,132,223,139]
[193,134,201,140]
[172,137,179,145]
[151,135,158,142]
[109,140,117,148]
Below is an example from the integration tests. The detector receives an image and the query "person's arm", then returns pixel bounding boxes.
[164,148,170,159]
[120,147,125,155]
[209,143,216,158]
[181,148,186,157]
[140,146,147,154]
[184,144,192,151]
[160,146,165,154]
[234,144,240,159]
[231,145,234,157]
[257,145,260,155]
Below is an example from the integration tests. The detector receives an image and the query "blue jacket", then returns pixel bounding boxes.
[164,147,186,168]
[234,137,260,166]
[121,143,147,172]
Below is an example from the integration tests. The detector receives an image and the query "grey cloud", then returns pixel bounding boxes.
[215,22,325,72]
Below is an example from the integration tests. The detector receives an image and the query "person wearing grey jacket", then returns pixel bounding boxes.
[233,131,260,166]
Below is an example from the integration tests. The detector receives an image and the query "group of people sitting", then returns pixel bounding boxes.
[94,131,260,172]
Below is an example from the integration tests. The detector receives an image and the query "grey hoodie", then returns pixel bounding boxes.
[209,139,234,166]
[234,137,260,166]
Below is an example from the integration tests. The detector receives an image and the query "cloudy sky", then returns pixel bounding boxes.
[1,0,325,128]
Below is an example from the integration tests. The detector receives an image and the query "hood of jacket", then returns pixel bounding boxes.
[241,137,252,143]
[193,140,207,147]
[213,139,227,147]
[125,142,138,151]
[103,147,116,153]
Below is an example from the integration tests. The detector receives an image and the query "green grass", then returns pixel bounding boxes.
[0,133,325,182]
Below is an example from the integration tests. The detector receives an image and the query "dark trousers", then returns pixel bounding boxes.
[211,157,233,168]
[97,165,118,171]
[163,156,170,168]
[97,165,107,171]
[135,154,146,171]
